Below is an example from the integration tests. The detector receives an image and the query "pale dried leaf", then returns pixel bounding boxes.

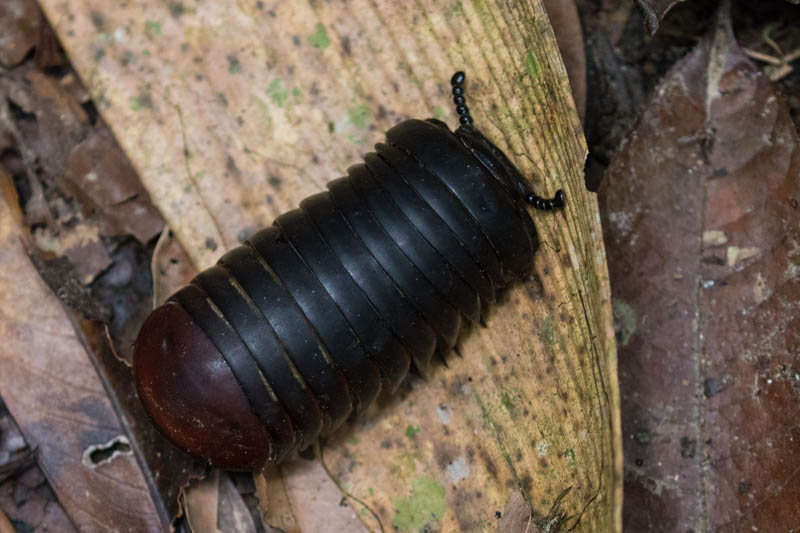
[256,467,300,533]
[184,469,220,533]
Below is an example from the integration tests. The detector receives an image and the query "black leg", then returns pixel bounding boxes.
[526,189,565,211]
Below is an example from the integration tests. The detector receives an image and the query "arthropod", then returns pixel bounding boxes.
[134,72,565,470]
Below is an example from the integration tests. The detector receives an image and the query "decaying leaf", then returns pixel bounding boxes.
[600,3,800,530]
[0,462,75,533]
[63,124,164,244]
[0,509,13,533]
[0,414,33,484]
[0,175,164,530]
[0,0,41,67]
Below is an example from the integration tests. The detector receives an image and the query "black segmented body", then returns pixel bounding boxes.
[136,72,565,465]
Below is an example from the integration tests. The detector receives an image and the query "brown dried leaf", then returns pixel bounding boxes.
[34,16,66,70]
[0,509,12,533]
[26,70,89,157]
[64,124,164,244]
[31,221,111,284]
[0,415,34,484]
[0,464,76,533]
[0,67,89,188]
[0,174,163,531]
[0,67,113,284]
[0,0,41,67]
[600,4,800,531]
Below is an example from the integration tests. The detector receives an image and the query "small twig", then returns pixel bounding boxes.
[742,48,782,65]
[744,43,800,82]
[767,63,794,82]
[783,48,800,64]
[761,23,784,57]
[765,48,800,82]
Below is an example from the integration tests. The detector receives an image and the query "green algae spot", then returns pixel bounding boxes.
[525,50,539,79]
[347,133,367,145]
[444,0,464,18]
[228,55,241,75]
[130,96,144,111]
[541,316,557,346]
[130,85,152,111]
[308,23,331,50]
[500,391,515,416]
[368,487,375,497]
[472,0,491,21]
[267,78,288,107]
[392,477,446,531]
[634,430,651,445]
[348,104,370,129]
[612,299,637,346]
[565,447,576,466]
[405,425,420,438]
[433,106,445,120]
[145,20,162,35]
[292,86,301,98]
[347,435,360,445]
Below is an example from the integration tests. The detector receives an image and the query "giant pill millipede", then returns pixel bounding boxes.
[134,71,566,470]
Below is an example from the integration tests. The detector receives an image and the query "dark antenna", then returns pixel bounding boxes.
[450,70,564,212]
[450,71,473,127]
